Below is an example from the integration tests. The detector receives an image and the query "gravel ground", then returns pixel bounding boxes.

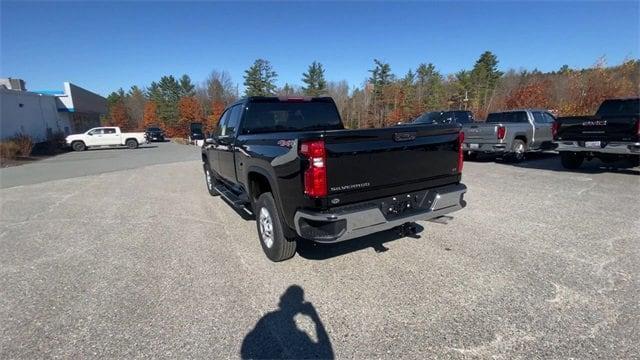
[1,144,638,358]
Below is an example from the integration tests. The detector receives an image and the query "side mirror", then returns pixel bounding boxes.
[205,137,216,145]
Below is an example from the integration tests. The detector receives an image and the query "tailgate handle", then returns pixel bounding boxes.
[393,132,416,142]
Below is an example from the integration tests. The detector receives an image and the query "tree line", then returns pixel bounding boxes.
[105,52,640,134]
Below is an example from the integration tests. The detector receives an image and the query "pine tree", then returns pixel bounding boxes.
[470,51,503,115]
[150,76,181,129]
[368,59,395,126]
[416,63,444,112]
[301,61,327,96]
[244,59,278,96]
[179,74,196,97]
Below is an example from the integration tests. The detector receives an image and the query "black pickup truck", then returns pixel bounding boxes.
[202,97,467,261]
[554,98,640,169]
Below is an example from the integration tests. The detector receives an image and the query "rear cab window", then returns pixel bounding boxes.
[241,99,343,134]
[486,111,528,123]
[596,99,640,117]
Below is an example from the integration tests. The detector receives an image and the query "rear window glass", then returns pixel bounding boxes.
[486,112,528,123]
[242,101,343,134]
[147,127,161,132]
[452,111,473,124]
[413,112,442,124]
[414,111,472,124]
[596,99,640,117]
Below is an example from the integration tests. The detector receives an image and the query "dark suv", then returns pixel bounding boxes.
[145,127,165,142]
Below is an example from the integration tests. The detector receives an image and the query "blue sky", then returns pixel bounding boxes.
[1,1,638,96]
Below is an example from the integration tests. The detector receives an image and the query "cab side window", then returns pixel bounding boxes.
[104,128,116,134]
[89,128,104,135]
[225,105,243,136]
[214,110,230,137]
[532,112,546,124]
[543,112,556,123]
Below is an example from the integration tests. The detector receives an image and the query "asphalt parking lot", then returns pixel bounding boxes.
[1,142,638,358]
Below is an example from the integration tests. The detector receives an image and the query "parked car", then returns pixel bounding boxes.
[202,96,467,261]
[463,109,555,161]
[145,127,165,142]
[554,98,640,169]
[65,127,147,151]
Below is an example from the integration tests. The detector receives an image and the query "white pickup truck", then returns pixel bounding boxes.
[65,127,147,151]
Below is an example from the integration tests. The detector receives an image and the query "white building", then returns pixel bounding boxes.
[0,78,106,142]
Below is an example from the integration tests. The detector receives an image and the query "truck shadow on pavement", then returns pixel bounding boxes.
[241,285,334,360]
[467,152,639,175]
[84,145,159,151]
[506,153,640,175]
[296,223,424,260]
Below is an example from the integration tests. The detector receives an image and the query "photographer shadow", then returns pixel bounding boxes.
[241,285,334,359]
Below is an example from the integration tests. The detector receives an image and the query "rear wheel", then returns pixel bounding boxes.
[560,151,584,169]
[125,139,138,149]
[255,192,296,262]
[71,141,86,152]
[508,139,526,162]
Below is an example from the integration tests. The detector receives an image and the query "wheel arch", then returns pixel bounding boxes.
[513,134,528,144]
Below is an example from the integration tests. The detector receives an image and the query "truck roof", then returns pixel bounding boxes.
[232,96,335,107]
[490,109,550,113]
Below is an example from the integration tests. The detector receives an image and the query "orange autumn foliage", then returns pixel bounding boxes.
[109,101,130,130]
[142,101,159,129]
[505,80,551,110]
[207,100,226,133]
[174,96,204,138]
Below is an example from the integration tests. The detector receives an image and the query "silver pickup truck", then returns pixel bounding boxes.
[462,109,555,161]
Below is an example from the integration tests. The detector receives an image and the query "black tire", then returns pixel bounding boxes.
[464,152,478,161]
[71,141,86,152]
[125,139,138,149]
[203,163,220,196]
[254,192,296,262]
[560,151,584,169]
[508,139,526,162]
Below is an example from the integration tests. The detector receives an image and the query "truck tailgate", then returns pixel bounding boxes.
[463,123,499,143]
[556,116,640,142]
[322,124,461,205]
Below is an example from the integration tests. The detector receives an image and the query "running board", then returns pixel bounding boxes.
[214,185,246,208]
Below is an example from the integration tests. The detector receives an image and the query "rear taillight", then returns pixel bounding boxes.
[457,131,464,174]
[300,139,327,197]
[636,119,640,136]
[552,121,559,140]
[497,126,506,140]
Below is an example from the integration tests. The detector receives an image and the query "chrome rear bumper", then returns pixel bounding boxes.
[294,183,467,243]
[554,141,640,155]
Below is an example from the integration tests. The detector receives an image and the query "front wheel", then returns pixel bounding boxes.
[125,139,138,149]
[560,151,584,169]
[255,192,296,262]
